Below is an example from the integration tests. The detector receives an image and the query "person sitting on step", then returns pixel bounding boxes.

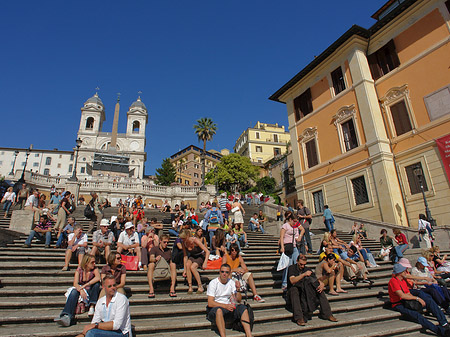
[286,254,338,326]
[91,219,115,263]
[23,214,53,248]
[146,234,178,298]
[55,216,75,249]
[345,246,373,285]
[222,243,265,303]
[141,226,160,271]
[75,274,132,337]
[62,224,88,271]
[55,254,101,326]
[206,263,253,337]
[100,251,126,297]
[315,253,347,296]
[117,222,142,270]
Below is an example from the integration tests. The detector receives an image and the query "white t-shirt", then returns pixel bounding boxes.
[2,192,16,202]
[25,195,38,207]
[206,277,236,305]
[118,231,139,246]
[68,233,88,246]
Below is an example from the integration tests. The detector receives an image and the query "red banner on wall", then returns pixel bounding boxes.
[436,134,450,183]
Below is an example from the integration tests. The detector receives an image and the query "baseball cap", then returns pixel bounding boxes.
[417,256,429,266]
[393,263,407,274]
[125,222,134,230]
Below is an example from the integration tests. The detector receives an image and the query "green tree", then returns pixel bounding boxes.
[205,153,259,192]
[256,176,276,194]
[193,118,217,189]
[155,158,176,186]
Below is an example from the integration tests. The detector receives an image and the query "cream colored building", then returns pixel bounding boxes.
[270,0,450,227]
[234,121,290,164]
[170,145,223,186]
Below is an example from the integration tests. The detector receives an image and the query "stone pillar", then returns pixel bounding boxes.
[10,210,34,234]
[110,96,120,154]
[197,190,211,211]
[348,47,408,226]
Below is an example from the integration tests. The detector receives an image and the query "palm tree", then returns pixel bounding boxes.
[193,118,217,190]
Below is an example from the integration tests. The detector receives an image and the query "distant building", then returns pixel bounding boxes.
[270,0,450,227]
[234,121,290,164]
[170,145,223,186]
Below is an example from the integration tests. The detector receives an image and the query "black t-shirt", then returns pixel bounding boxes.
[287,264,314,290]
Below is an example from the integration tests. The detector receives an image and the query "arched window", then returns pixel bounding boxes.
[132,121,140,134]
[85,117,94,130]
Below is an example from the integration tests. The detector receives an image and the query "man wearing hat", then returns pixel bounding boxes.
[117,222,142,270]
[389,263,450,336]
[91,219,115,261]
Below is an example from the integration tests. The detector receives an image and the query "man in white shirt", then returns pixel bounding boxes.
[92,219,115,261]
[24,189,40,223]
[207,264,253,337]
[117,222,142,269]
[61,224,88,271]
[76,274,131,337]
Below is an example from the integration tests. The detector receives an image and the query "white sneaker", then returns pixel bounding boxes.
[88,306,95,316]
[240,252,246,255]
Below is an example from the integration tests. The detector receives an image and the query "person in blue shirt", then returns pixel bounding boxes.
[323,205,335,232]
[55,216,75,248]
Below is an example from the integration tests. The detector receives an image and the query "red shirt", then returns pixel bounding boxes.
[395,233,408,245]
[388,275,409,307]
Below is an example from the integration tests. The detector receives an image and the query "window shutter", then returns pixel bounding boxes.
[305,139,318,168]
[305,88,313,115]
[390,100,412,136]
[367,53,381,80]
[386,39,400,69]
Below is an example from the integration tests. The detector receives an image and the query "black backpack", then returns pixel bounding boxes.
[232,292,254,332]
[84,204,95,219]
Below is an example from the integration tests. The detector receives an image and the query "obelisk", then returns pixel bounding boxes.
[109,93,120,154]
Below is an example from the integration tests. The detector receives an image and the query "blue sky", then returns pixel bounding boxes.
[1,0,387,175]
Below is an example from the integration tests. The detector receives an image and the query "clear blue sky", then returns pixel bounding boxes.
[1,0,387,175]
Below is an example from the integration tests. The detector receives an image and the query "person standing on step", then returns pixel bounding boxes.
[24,189,41,224]
[286,254,338,326]
[1,187,16,219]
[218,193,230,221]
[16,183,29,209]
[297,200,312,253]
[322,205,335,232]
[54,191,72,240]
[389,263,450,337]
[76,274,131,337]
[206,263,254,337]
[88,192,107,234]
[204,202,224,248]
[147,234,178,298]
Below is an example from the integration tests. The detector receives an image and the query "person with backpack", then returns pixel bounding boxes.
[206,263,254,337]
[204,202,224,249]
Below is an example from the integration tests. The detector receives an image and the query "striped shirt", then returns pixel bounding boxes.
[218,198,229,211]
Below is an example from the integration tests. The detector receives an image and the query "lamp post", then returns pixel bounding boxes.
[68,138,82,182]
[18,147,31,183]
[413,164,436,227]
[214,166,218,196]
[9,150,19,176]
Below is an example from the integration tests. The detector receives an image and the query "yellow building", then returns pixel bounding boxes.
[170,145,222,186]
[270,0,450,227]
[234,121,291,164]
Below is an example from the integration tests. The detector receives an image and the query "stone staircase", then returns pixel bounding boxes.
[0,206,442,336]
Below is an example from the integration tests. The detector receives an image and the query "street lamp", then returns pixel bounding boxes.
[9,150,19,176]
[68,138,82,182]
[18,147,31,183]
[214,166,218,196]
[413,164,436,227]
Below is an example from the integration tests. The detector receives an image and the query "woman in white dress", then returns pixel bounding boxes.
[231,198,245,228]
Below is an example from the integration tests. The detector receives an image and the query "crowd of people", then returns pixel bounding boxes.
[10,185,450,336]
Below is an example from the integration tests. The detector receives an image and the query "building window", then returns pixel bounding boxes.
[405,162,428,195]
[57,163,61,168]
[43,168,50,176]
[194,182,199,186]
[294,88,313,121]
[70,154,74,161]
[80,167,85,173]
[21,162,26,167]
[331,66,346,95]
[85,117,94,130]
[312,190,324,213]
[59,155,62,159]
[305,139,318,168]
[446,0,450,13]
[185,180,190,185]
[351,176,369,205]
[34,153,39,157]
[45,157,52,165]
[257,158,263,163]
[68,164,73,172]
[341,119,358,151]
[273,134,279,142]
[367,39,400,81]
[255,146,262,153]
[33,162,39,167]
[132,121,140,134]
[274,147,281,156]
[194,173,199,178]
[255,132,260,139]
[390,100,412,136]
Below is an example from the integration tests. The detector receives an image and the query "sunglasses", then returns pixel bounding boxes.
[115,256,121,260]
[106,284,117,288]
[220,270,230,274]
[162,241,169,244]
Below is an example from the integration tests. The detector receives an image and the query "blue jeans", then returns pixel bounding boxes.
[226,240,240,251]
[304,228,312,251]
[86,329,129,337]
[61,283,101,321]
[56,231,68,247]
[394,301,447,335]
[248,223,255,231]
[281,247,299,288]
[3,200,13,214]
[25,230,52,246]
[324,219,333,231]
[394,244,409,261]
[410,288,448,326]
[168,229,179,237]
[247,198,251,205]
[238,235,247,247]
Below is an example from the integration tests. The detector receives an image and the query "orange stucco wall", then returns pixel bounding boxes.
[310,76,332,109]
